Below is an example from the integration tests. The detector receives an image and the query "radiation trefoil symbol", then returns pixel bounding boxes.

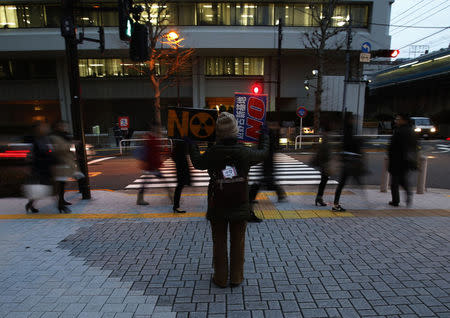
[190,113,215,138]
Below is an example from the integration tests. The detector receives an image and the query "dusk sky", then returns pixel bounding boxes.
[389,0,450,59]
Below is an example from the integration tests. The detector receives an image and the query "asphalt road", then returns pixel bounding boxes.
[82,140,450,191]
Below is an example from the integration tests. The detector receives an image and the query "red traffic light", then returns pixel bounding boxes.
[391,49,400,58]
[251,83,263,94]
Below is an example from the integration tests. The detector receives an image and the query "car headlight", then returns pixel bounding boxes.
[279,138,288,145]
[414,128,421,132]
[430,127,436,133]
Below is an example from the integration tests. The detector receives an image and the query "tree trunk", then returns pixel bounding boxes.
[150,73,162,132]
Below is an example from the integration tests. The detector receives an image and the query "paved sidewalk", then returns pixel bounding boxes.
[0,187,449,318]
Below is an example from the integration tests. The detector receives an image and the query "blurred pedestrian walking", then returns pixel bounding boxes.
[311,122,332,206]
[189,112,269,288]
[113,123,123,147]
[388,113,417,207]
[248,121,286,222]
[332,114,365,212]
[24,122,54,213]
[50,121,77,213]
[171,139,191,213]
[135,126,163,205]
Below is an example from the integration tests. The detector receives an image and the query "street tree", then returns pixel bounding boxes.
[132,1,194,131]
[303,0,348,132]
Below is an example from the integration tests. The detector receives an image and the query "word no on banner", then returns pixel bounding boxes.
[167,107,218,141]
[234,93,267,142]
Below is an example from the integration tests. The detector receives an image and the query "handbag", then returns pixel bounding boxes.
[22,184,52,200]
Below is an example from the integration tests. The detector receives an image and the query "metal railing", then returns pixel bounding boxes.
[119,138,173,155]
[294,134,393,150]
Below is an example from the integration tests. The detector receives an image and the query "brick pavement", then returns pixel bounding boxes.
[0,187,449,317]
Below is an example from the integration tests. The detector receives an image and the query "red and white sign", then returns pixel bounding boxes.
[118,116,129,130]
[296,106,307,118]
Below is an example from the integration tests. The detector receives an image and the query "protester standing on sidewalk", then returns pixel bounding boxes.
[388,113,417,207]
[189,112,269,288]
[24,122,54,213]
[332,114,365,212]
[249,121,286,209]
[312,122,332,206]
[172,139,191,213]
[49,121,77,213]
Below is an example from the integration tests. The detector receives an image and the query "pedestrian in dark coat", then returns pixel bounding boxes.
[249,121,286,205]
[25,122,54,213]
[172,139,191,213]
[189,112,269,288]
[113,123,123,147]
[388,113,417,207]
[332,114,365,211]
[313,123,332,206]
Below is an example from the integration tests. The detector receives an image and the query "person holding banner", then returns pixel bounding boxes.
[189,112,269,288]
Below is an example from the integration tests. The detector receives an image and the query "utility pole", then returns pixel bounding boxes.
[341,15,352,127]
[276,17,283,124]
[61,0,91,199]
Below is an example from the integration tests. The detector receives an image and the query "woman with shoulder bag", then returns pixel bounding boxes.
[189,112,269,288]
[50,121,77,213]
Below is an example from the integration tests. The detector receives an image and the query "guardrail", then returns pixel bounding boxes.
[294,134,393,150]
[119,138,173,155]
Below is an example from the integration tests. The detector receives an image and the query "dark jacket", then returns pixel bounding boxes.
[388,125,417,174]
[172,140,191,186]
[189,135,269,221]
[30,136,54,185]
[312,134,331,174]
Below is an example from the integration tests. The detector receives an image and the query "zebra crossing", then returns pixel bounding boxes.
[125,153,337,189]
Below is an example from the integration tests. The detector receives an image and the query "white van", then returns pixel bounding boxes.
[410,117,437,138]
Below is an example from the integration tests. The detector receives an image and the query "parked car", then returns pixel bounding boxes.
[410,117,437,138]
[302,127,315,134]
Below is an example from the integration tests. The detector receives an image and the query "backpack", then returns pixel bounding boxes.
[209,155,248,209]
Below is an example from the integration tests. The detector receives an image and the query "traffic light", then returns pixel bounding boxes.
[251,82,263,94]
[129,23,149,61]
[118,0,133,41]
[372,49,400,58]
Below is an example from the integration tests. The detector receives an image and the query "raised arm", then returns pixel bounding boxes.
[248,132,269,165]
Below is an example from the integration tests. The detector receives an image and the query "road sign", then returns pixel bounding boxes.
[360,52,371,63]
[118,116,129,130]
[361,42,371,53]
[296,106,307,118]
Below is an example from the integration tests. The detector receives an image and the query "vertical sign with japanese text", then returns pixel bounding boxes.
[234,93,267,142]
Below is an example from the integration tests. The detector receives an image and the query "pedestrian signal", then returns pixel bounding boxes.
[118,0,133,41]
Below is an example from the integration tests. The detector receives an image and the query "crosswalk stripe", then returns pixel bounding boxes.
[125,153,336,189]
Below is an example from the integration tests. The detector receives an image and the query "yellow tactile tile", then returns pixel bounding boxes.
[261,210,282,219]
[296,210,319,218]
[279,211,299,219]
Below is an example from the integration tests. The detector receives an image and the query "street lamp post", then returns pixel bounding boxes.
[166,31,180,107]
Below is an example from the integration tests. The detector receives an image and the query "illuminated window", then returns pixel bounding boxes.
[78,58,164,78]
[0,5,19,28]
[206,57,264,76]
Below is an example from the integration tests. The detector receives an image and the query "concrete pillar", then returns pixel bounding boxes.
[192,56,205,109]
[56,58,73,133]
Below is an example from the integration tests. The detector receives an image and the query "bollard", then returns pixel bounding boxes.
[416,155,428,194]
[380,156,389,192]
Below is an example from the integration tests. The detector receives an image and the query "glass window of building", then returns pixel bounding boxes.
[236,4,256,26]
[293,4,315,26]
[16,5,45,28]
[206,57,264,76]
[76,7,101,27]
[79,59,162,78]
[351,4,370,28]
[178,3,196,25]
[274,4,293,26]
[29,60,56,78]
[101,4,119,27]
[44,5,61,27]
[139,3,176,25]
[197,3,232,25]
[0,5,19,28]
[332,5,350,27]
[255,4,274,26]
[0,61,12,79]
